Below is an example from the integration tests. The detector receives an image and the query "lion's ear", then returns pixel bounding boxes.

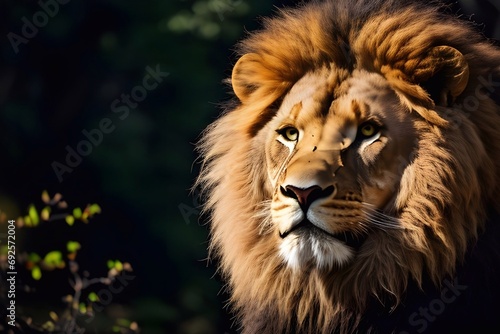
[232,53,262,102]
[415,46,469,107]
[232,52,290,104]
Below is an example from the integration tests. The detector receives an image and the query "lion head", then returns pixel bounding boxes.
[196,0,500,333]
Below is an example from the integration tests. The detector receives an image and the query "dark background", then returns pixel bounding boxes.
[0,1,498,333]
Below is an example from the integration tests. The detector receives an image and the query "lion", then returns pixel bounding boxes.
[196,0,500,333]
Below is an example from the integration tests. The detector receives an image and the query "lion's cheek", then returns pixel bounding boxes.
[358,140,409,208]
[361,169,401,209]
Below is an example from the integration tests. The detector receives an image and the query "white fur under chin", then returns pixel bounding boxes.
[279,231,354,270]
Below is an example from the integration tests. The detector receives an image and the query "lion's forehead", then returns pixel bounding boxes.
[276,70,397,147]
[277,70,335,121]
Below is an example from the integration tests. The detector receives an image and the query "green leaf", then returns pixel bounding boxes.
[44,251,63,267]
[88,203,102,215]
[67,241,81,253]
[49,311,58,322]
[88,292,99,302]
[24,215,32,227]
[41,190,50,204]
[32,266,42,280]
[116,318,131,326]
[41,320,55,331]
[72,207,82,219]
[28,204,39,226]
[65,215,75,226]
[41,206,51,221]
[114,260,123,271]
[28,252,41,263]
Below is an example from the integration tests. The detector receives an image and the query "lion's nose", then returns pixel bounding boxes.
[280,185,334,211]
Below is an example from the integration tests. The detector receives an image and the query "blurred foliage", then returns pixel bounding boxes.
[0,192,137,333]
[0,0,274,333]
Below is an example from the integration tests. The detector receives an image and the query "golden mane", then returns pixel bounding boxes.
[196,0,500,332]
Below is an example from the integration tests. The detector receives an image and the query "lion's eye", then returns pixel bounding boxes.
[277,127,299,141]
[358,123,380,138]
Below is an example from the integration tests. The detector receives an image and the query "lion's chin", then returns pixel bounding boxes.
[279,225,362,271]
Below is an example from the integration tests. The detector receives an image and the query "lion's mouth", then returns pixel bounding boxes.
[279,220,366,249]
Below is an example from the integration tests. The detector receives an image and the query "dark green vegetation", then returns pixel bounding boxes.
[0,1,274,333]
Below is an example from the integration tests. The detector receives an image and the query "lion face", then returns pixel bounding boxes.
[265,68,417,270]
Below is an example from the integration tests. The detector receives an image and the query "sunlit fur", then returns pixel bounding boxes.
[195,0,500,333]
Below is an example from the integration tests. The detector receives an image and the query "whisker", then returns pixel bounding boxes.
[362,204,400,222]
[254,200,273,235]
[356,222,370,235]
[361,203,404,230]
